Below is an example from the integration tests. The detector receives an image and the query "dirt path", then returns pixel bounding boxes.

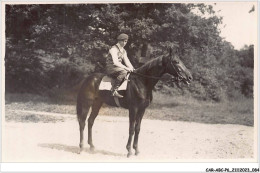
[2,110,255,162]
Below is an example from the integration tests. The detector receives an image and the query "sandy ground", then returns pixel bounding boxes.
[2,111,255,162]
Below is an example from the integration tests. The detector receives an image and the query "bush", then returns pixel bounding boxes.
[5,45,47,93]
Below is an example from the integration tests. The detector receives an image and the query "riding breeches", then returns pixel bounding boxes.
[106,64,128,82]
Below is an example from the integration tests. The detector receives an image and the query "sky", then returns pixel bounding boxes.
[210,2,257,50]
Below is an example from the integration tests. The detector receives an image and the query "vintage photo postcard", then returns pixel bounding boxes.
[1,1,259,172]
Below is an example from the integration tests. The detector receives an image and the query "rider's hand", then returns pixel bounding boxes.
[126,67,134,72]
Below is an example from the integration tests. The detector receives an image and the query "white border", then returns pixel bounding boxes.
[1,0,259,172]
[1,163,260,172]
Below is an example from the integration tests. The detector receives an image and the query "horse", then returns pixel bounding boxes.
[76,49,192,157]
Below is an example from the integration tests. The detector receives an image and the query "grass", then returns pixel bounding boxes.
[4,92,254,126]
[148,92,254,126]
[5,110,66,123]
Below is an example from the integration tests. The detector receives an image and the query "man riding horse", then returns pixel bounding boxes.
[77,33,193,157]
[105,33,134,98]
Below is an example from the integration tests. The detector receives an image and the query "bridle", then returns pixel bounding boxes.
[165,58,186,82]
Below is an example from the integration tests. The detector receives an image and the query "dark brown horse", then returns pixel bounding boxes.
[76,50,192,157]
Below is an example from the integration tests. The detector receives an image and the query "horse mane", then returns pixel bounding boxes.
[135,55,165,74]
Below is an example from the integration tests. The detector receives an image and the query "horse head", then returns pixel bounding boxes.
[164,48,193,85]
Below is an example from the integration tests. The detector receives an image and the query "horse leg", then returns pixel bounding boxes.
[77,99,92,154]
[88,99,103,151]
[126,108,137,158]
[133,108,145,156]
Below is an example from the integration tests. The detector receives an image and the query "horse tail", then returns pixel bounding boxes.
[76,79,88,122]
[76,95,82,121]
[76,73,103,121]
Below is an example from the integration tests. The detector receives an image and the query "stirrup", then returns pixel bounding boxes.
[112,90,123,98]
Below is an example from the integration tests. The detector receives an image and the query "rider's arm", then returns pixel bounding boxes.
[123,52,134,70]
[109,47,130,70]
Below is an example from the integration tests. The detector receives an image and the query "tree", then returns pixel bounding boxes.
[5,3,253,100]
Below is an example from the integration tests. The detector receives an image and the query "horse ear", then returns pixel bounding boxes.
[175,48,181,56]
[169,48,172,56]
[159,56,163,66]
[161,55,167,66]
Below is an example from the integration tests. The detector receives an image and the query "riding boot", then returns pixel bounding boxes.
[111,80,124,98]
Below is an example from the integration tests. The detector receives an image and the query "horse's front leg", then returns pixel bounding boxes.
[126,108,137,158]
[133,108,145,155]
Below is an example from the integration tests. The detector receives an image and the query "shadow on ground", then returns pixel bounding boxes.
[38,143,125,157]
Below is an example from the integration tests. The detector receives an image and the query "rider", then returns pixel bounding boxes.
[105,33,134,98]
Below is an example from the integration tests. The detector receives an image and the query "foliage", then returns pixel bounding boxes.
[5,3,254,100]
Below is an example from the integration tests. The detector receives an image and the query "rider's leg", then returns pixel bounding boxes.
[111,70,127,98]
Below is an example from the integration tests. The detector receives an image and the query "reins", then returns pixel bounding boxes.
[130,59,183,82]
[131,71,181,83]
[131,71,163,80]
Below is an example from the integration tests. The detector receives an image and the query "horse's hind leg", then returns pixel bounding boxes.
[133,108,145,156]
[77,98,92,153]
[88,99,103,151]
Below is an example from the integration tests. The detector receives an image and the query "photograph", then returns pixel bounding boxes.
[1,1,259,172]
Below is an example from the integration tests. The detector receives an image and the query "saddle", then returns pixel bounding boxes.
[99,74,130,107]
[99,74,130,91]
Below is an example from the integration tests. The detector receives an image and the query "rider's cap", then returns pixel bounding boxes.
[117,33,129,41]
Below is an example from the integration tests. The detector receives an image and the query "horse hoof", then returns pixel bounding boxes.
[90,146,95,152]
[127,152,132,158]
[135,151,140,156]
[79,143,84,148]
[78,147,84,154]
